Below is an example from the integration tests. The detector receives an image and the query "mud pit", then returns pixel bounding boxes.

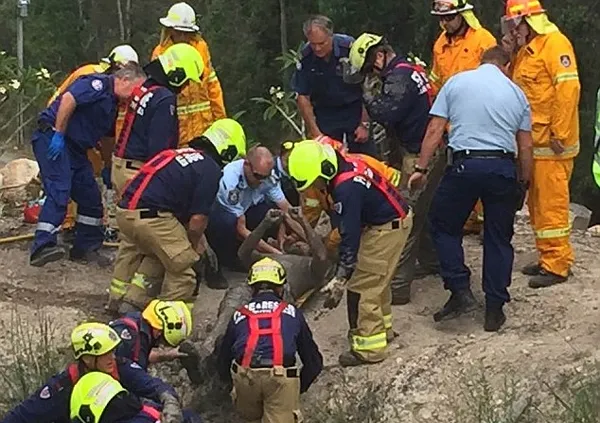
[0,213,599,422]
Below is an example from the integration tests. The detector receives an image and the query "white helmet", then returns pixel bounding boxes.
[102,44,139,65]
[160,2,199,32]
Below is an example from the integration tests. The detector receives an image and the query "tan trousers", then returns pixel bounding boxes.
[113,207,199,308]
[231,365,303,423]
[347,210,413,362]
[111,156,144,199]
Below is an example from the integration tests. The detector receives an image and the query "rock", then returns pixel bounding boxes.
[0,158,39,189]
[569,203,592,231]
[587,225,600,237]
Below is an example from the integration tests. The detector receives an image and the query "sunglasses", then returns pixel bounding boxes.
[248,161,270,180]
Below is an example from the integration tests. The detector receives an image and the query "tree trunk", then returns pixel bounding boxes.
[279,0,288,87]
[116,0,125,42]
[125,0,132,41]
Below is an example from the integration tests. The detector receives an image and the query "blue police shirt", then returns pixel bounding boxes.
[291,34,363,134]
[119,150,221,223]
[430,64,532,153]
[39,74,118,150]
[365,56,431,153]
[331,157,408,275]
[216,159,286,217]
[217,292,323,393]
[110,312,155,371]
[116,78,178,162]
[0,358,176,423]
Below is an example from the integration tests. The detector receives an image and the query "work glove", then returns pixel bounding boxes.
[159,392,183,423]
[321,276,348,310]
[101,166,112,189]
[47,131,65,161]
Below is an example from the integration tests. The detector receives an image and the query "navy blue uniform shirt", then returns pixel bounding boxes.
[331,157,407,275]
[217,292,323,393]
[364,56,432,154]
[40,74,117,150]
[116,78,179,161]
[0,357,177,423]
[119,149,221,223]
[110,312,155,371]
[291,34,363,135]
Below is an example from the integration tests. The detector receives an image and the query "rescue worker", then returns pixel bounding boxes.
[113,121,246,313]
[502,0,580,288]
[205,146,299,283]
[291,15,375,156]
[430,0,497,235]
[30,64,146,268]
[1,322,182,423]
[152,2,226,146]
[288,140,413,366]
[111,42,205,197]
[408,46,533,331]
[594,87,600,188]
[70,372,203,423]
[348,33,444,305]
[48,45,139,236]
[217,257,323,423]
[110,299,193,371]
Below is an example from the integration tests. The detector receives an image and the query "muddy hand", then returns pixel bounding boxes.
[289,206,304,223]
[265,209,285,226]
[159,392,183,423]
[322,276,347,309]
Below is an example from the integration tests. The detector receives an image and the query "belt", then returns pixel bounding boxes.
[231,361,299,377]
[125,160,142,170]
[452,150,515,160]
[139,209,159,219]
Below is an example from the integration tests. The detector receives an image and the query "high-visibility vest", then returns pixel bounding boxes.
[238,302,288,368]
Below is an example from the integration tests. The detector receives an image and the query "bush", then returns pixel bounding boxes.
[0,308,67,413]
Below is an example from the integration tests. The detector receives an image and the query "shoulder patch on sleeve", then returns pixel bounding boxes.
[334,201,343,214]
[120,328,132,340]
[130,362,142,369]
[560,55,571,67]
[39,386,51,399]
[228,188,240,205]
[91,79,103,91]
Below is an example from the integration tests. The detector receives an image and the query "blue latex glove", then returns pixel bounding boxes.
[101,166,112,189]
[47,132,65,161]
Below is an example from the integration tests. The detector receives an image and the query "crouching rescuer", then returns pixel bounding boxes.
[217,258,324,423]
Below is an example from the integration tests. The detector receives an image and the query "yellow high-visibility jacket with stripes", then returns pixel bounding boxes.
[512,31,580,160]
[152,38,226,146]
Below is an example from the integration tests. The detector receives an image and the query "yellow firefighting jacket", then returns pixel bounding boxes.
[429,26,497,95]
[152,37,226,146]
[512,31,580,160]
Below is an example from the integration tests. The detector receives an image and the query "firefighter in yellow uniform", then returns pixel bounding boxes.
[430,0,497,235]
[50,45,139,230]
[502,0,580,288]
[152,2,226,146]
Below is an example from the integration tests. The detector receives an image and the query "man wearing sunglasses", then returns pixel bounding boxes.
[205,146,298,285]
[430,0,497,236]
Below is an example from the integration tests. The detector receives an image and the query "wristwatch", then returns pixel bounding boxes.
[414,164,428,174]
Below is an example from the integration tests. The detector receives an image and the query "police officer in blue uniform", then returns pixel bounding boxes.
[291,15,375,156]
[1,323,182,423]
[348,33,444,306]
[217,257,323,423]
[70,372,203,423]
[114,127,246,312]
[112,43,205,196]
[408,47,533,332]
[288,140,413,367]
[30,64,146,268]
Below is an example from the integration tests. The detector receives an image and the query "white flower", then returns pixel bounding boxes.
[9,79,20,90]
[0,51,5,56]
[275,91,284,100]
[36,68,50,79]
[269,86,277,95]
[0,86,6,95]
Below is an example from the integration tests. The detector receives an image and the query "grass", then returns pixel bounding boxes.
[0,307,67,413]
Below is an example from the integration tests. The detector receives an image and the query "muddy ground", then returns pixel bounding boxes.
[0,211,598,422]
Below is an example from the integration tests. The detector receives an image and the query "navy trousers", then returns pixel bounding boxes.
[429,158,518,307]
[31,129,104,256]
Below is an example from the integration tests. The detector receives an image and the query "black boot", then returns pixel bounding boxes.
[391,283,411,305]
[30,245,66,267]
[433,288,477,322]
[521,262,542,276]
[484,305,506,332]
[528,270,568,288]
[69,248,112,268]
[205,266,229,290]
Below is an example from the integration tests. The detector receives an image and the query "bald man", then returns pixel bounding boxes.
[205,146,301,286]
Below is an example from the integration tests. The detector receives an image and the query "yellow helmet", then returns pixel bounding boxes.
[158,43,204,88]
[142,300,193,347]
[248,257,287,286]
[431,0,474,15]
[71,323,121,360]
[349,33,384,72]
[202,119,247,163]
[70,372,126,423]
[287,140,338,192]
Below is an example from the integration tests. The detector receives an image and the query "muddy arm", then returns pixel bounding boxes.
[238,210,284,269]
